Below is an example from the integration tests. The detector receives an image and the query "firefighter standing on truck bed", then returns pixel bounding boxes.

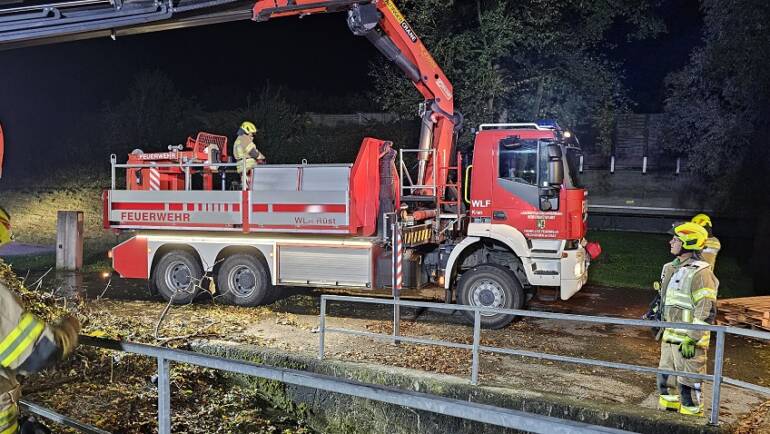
[233,121,265,174]
[656,221,718,417]
[691,213,721,270]
[0,210,81,433]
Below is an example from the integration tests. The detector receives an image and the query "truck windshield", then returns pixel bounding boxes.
[565,147,583,188]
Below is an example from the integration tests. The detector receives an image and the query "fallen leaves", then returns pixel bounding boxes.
[735,400,770,434]
[0,260,312,433]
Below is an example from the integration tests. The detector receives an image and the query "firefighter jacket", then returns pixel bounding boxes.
[659,256,719,349]
[233,134,265,173]
[702,236,721,269]
[0,282,77,433]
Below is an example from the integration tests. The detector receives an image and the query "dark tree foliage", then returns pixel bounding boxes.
[662,0,770,290]
[370,0,663,151]
[97,73,416,166]
[102,70,203,153]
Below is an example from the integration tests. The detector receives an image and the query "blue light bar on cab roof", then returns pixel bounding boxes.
[535,119,561,130]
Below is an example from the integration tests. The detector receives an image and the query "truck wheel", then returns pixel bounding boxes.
[457,264,524,329]
[154,250,203,304]
[217,254,272,306]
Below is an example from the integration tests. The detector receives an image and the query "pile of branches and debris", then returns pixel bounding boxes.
[0,260,311,434]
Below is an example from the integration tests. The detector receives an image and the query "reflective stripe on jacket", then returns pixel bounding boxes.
[0,402,17,434]
[233,135,265,162]
[0,283,59,376]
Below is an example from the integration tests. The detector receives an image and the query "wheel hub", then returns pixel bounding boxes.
[167,262,192,290]
[229,265,257,297]
[471,279,505,315]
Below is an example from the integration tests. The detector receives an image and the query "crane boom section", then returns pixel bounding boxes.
[252,0,457,192]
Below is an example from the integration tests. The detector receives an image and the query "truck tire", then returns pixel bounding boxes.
[457,264,524,329]
[154,250,203,304]
[217,254,272,307]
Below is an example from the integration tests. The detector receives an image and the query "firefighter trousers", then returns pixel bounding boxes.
[0,373,19,434]
[659,341,707,389]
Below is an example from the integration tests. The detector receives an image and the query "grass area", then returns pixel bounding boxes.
[2,251,112,274]
[1,175,117,273]
[0,186,112,248]
[588,230,755,298]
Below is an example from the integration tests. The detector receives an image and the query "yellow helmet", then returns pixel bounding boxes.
[240,121,257,135]
[691,213,712,229]
[671,221,708,251]
[0,207,12,248]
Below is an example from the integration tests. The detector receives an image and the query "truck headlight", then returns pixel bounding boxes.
[574,262,583,276]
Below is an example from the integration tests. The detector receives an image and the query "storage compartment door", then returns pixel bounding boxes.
[277,245,371,287]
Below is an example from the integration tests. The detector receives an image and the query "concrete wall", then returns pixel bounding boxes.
[194,342,720,434]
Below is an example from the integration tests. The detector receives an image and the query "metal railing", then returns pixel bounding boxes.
[23,335,640,434]
[317,295,770,426]
[110,154,247,191]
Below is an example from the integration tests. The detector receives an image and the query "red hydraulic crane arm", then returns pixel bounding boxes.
[252,0,461,195]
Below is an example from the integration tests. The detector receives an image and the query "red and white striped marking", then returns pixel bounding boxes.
[149,166,161,191]
[395,227,403,290]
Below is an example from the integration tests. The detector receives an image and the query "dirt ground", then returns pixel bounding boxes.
[38,273,766,431]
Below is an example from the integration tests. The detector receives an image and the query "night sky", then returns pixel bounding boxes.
[0,1,702,175]
[0,14,374,169]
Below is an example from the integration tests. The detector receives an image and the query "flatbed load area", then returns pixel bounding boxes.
[106,163,357,235]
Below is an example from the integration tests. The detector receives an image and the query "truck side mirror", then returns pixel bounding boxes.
[547,144,564,186]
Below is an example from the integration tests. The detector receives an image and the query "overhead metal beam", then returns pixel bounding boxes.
[0,1,252,50]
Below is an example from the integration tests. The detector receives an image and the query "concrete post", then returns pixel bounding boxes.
[56,211,83,271]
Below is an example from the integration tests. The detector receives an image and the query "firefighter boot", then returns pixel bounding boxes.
[656,374,680,411]
[658,394,681,411]
[678,384,704,417]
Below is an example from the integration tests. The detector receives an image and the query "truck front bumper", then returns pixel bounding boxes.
[559,247,588,300]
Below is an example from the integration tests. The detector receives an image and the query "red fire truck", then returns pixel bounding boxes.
[105,0,598,328]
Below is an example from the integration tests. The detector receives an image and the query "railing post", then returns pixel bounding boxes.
[709,329,726,426]
[471,309,481,385]
[157,357,171,434]
[241,158,248,191]
[110,154,116,190]
[319,297,326,360]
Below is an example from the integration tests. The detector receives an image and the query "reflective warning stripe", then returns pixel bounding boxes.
[662,329,687,344]
[692,287,717,303]
[0,313,45,368]
[0,404,17,434]
[697,333,711,348]
[0,422,17,434]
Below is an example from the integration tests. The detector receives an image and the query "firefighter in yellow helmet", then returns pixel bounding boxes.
[656,222,718,416]
[233,121,265,176]
[0,209,80,433]
[691,213,721,270]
